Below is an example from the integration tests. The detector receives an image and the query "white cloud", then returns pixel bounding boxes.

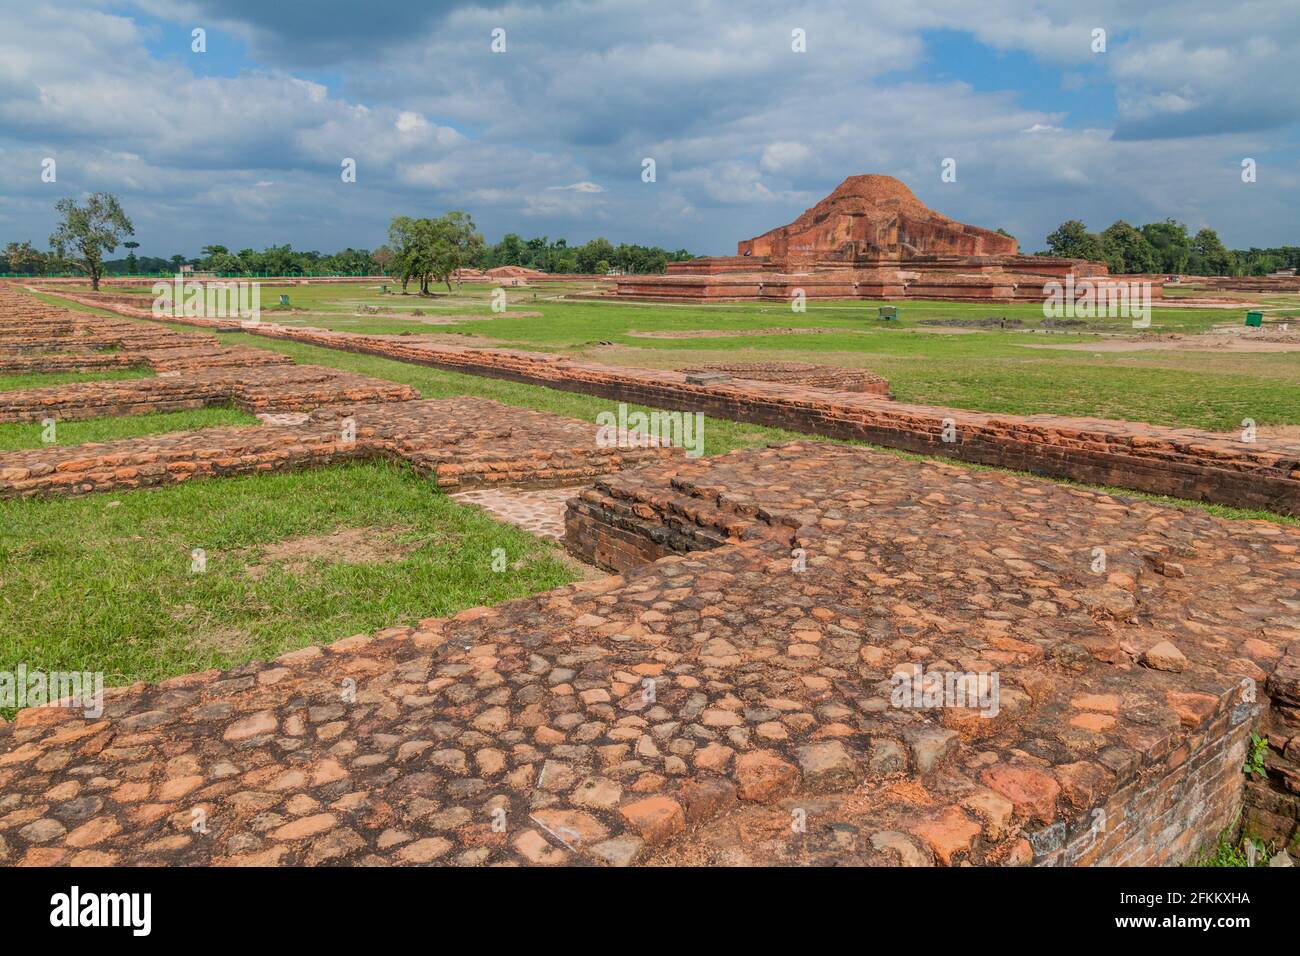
[548,182,605,193]
[0,0,1295,255]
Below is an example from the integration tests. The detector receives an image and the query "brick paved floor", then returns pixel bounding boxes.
[2,283,1297,868]
[449,486,582,540]
[1,440,1294,867]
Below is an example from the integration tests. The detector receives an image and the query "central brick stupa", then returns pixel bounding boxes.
[615,173,1113,302]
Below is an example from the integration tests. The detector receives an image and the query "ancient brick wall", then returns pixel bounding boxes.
[231,325,1300,517]
[1037,690,1254,865]
[1245,645,1300,851]
[25,288,1300,516]
[0,399,678,499]
[560,444,1296,866]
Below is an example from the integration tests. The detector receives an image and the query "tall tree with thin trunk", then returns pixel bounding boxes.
[49,193,134,291]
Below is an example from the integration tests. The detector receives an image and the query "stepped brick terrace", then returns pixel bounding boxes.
[0,284,1297,868]
[609,175,1144,304]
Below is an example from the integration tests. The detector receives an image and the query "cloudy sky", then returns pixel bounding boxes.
[1,0,1296,258]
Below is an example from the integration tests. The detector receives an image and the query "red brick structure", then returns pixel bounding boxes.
[21,286,1299,517]
[1,440,1294,867]
[0,398,677,498]
[612,174,1135,303]
[1,283,1296,868]
[227,325,1299,516]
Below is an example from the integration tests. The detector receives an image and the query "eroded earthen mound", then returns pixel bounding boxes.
[739,174,1018,263]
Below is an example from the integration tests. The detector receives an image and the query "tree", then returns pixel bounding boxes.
[387,216,420,292]
[1044,220,1104,262]
[386,213,483,294]
[1188,228,1235,276]
[207,251,243,274]
[4,241,40,275]
[422,212,484,293]
[1139,219,1191,274]
[122,240,140,274]
[575,237,615,273]
[325,247,373,276]
[49,193,134,290]
[1100,221,1156,274]
[371,245,394,275]
[496,233,525,266]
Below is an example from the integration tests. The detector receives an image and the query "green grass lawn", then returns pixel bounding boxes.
[0,460,579,694]
[34,285,1300,432]
[2,286,1295,707]
[0,407,258,450]
[25,288,1300,521]
[0,367,151,392]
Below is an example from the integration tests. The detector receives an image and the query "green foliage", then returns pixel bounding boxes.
[48,192,134,290]
[1188,228,1235,275]
[1245,732,1268,777]
[1043,216,1293,277]
[1100,220,1156,274]
[388,211,484,294]
[1045,220,1104,261]
[471,232,692,275]
[1201,834,1272,867]
[1140,219,1191,273]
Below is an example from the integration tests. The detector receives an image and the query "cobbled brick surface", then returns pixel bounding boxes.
[1,441,1294,866]
[0,399,678,498]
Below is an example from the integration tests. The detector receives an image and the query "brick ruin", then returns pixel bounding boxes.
[611,174,1147,304]
[0,284,1296,867]
[31,288,1300,515]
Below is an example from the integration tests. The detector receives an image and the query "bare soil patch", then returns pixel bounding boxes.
[627,326,861,339]
[244,525,418,580]
[1019,332,1300,353]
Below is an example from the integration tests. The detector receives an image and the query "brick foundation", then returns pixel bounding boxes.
[560,444,1296,866]
[41,287,1300,518]
[3,285,1297,868]
[0,398,679,498]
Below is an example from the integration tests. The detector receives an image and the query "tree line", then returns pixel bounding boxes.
[7,193,1293,286]
[2,196,696,285]
[1040,219,1297,276]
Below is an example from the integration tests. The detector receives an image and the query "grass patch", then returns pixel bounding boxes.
[28,289,1300,526]
[33,285,1300,431]
[0,460,579,690]
[0,367,151,392]
[0,407,259,450]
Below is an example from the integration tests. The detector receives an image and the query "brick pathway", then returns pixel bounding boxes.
[1,439,1296,867]
[450,486,582,540]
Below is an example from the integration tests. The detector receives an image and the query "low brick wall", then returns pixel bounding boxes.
[1040,688,1253,865]
[1245,644,1300,850]
[0,365,417,423]
[233,324,1300,516]
[561,443,1296,866]
[0,398,679,498]
[43,288,1300,518]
